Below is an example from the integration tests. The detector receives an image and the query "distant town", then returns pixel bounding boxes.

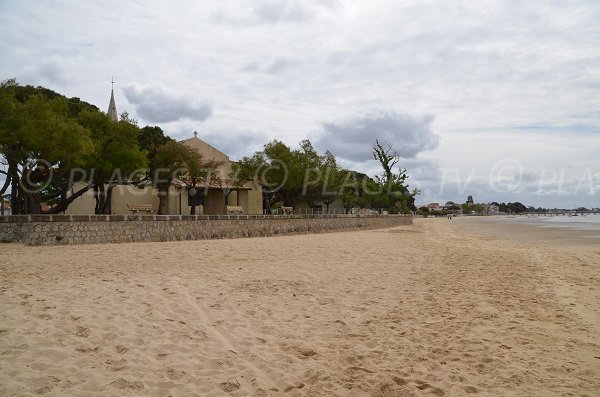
[416,195,600,217]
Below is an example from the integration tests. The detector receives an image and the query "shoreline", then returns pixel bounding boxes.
[450,215,600,247]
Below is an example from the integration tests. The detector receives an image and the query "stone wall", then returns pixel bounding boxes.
[0,214,412,246]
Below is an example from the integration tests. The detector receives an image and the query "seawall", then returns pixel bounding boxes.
[0,214,412,245]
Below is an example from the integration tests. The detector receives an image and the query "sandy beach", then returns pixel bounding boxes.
[1,218,598,396]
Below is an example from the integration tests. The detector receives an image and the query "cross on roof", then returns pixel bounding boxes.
[111,77,115,90]
[193,131,198,137]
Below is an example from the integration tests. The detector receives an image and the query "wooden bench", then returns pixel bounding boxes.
[281,206,294,214]
[226,205,245,215]
[127,203,153,214]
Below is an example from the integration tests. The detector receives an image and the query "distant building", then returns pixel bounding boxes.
[107,78,118,122]
[483,204,499,214]
[0,202,11,216]
[426,203,440,210]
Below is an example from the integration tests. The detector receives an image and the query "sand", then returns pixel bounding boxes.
[0,218,598,396]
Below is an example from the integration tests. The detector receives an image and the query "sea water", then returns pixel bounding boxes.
[539,214,600,233]
[498,213,600,239]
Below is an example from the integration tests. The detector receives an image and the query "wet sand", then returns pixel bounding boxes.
[1,218,598,396]
[451,215,600,247]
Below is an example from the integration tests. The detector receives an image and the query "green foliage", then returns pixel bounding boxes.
[494,201,528,214]
[0,80,94,213]
[79,110,147,180]
[78,110,148,214]
[232,139,345,211]
[232,138,420,213]
[372,140,418,213]
[0,79,148,214]
[152,140,220,214]
[472,203,484,214]
[139,125,174,165]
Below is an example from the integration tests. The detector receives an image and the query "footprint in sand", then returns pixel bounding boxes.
[297,348,317,359]
[75,346,99,353]
[109,378,144,391]
[114,345,129,354]
[105,358,127,371]
[219,381,240,393]
[414,380,445,396]
[166,368,187,380]
[283,383,305,392]
[392,377,408,386]
[33,377,61,396]
[74,326,90,337]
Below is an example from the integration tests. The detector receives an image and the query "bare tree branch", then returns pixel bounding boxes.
[43,184,92,214]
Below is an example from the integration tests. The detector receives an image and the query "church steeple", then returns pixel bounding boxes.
[107,77,118,121]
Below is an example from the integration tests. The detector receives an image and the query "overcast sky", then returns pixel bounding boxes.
[1,0,599,208]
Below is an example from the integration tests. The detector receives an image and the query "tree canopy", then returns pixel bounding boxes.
[0,79,95,213]
[0,79,149,214]
[232,138,419,213]
[372,140,418,213]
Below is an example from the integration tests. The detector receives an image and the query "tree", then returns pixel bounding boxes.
[339,170,383,210]
[317,151,342,212]
[262,139,302,207]
[298,143,342,211]
[445,201,460,211]
[232,139,319,211]
[138,126,176,214]
[139,125,174,163]
[78,110,148,214]
[174,147,222,215]
[472,203,484,214]
[232,139,346,213]
[0,79,94,214]
[231,151,273,212]
[508,201,527,213]
[372,140,418,213]
[152,141,221,215]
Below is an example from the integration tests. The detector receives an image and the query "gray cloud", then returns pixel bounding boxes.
[241,56,300,74]
[17,59,67,87]
[200,130,268,161]
[252,0,314,24]
[213,0,338,25]
[315,110,440,163]
[123,84,213,124]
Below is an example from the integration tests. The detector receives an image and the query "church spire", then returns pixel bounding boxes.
[107,77,118,121]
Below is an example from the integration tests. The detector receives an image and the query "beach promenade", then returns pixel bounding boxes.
[1,219,598,396]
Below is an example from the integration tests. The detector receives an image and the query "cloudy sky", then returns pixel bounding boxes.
[1,0,599,208]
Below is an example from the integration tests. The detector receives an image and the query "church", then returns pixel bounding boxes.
[65,86,263,215]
